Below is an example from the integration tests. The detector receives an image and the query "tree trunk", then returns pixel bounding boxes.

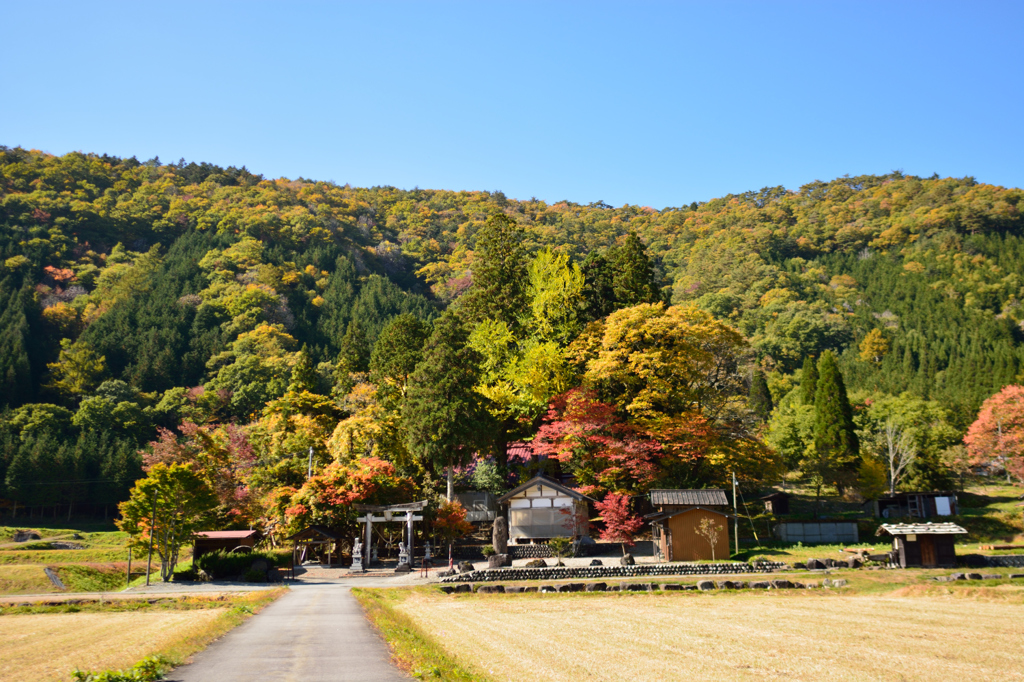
[447,465,454,502]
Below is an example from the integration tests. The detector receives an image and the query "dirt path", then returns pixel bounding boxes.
[165,583,408,682]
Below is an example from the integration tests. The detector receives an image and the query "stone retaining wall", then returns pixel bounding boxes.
[440,561,787,583]
[985,555,1024,568]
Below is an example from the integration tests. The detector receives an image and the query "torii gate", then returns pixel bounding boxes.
[353,500,427,571]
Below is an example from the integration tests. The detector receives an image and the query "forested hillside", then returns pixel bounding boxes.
[1,146,1022,527]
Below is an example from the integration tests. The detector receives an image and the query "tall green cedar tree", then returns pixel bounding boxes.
[580,252,617,321]
[338,318,371,373]
[809,351,859,514]
[610,232,662,306]
[403,313,490,500]
[749,369,773,422]
[460,214,528,334]
[801,356,818,405]
[370,314,429,393]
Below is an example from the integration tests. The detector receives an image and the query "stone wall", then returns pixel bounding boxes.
[985,555,1024,568]
[440,561,787,583]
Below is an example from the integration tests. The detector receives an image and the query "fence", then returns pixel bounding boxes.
[775,522,859,544]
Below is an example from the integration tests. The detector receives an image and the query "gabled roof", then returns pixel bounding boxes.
[650,489,729,507]
[194,530,261,540]
[876,522,967,536]
[285,525,341,541]
[875,491,957,501]
[497,475,594,504]
[645,506,733,522]
[760,491,790,501]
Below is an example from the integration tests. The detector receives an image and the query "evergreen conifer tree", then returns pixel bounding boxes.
[808,351,859,511]
[749,369,773,422]
[801,356,818,405]
[403,312,490,500]
[337,318,371,373]
[460,214,528,332]
[370,314,429,392]
[580,251,617,321]
[610,232,661,307]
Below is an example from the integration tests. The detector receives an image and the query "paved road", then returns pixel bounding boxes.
[165,583,408,682]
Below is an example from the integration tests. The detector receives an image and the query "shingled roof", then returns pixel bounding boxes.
[650,489,730,507]
[876,522,968,536]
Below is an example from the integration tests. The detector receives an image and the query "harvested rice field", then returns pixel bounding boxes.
[390,587,1024,681]
[0,609,226,682]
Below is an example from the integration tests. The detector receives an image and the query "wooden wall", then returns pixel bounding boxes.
[667,508,730,561]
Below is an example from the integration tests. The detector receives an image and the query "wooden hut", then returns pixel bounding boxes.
[876,522,967,568]
[648,507,731,562]
[761,491,791,515]
[286,525,341,569]
[497,475,593,542]
[192,530,261,562]
[871,491,958,519]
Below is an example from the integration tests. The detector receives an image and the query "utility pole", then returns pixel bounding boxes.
[145,489,157,587]
[732,471,739,556]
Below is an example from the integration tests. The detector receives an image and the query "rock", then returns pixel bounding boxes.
[804,581,819,588]
[806,558,826,570]
[487,554,508,570]
[661,583,684,591]
[492,517,509,555]
[590,559,603,566]
[830,579,848,587]
[846,557,863,569]
[12,530,41,543]
[557,583,585,593]
[439,586,455,594]
[586,582,608,592]
[950,572,967,580]
[453,584,472,593]
[697,580,716,591]
[770,579,794,589]
[1009,574,1024,580]
[476,585,505,594]
[525,559,547,568]
[606,584,620,591]
[966,573,984,580]
[715,580,739,590]
[394,563,411,573]
[982,574,1002,580]
[523,586,539,593]
[458,561,475,573]
[71,533,83,540]
[505,586,524,593]
[436,569,456,577]
[541,586,557,593]
[750,581,770,589]
[867,554,890,562]
[620,554,636,566]
[793,562,807,569]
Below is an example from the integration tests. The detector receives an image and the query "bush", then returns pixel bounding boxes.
[243,568,267,583]
[480,544,496,557]
[72,655,166,681]
[194,549,285,580]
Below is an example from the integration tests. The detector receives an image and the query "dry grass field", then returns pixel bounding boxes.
[0,609,226,682]
[390,587,1024,681]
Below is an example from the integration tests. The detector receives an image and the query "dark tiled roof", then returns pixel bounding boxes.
[650,489,729,507]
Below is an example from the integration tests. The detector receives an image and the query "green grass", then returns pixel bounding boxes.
[353,587,491,681]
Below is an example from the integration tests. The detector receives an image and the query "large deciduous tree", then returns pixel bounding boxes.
[964,384,1024,482]
[117,462,218,582]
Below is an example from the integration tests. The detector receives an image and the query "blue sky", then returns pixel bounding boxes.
[2,1,1021,208]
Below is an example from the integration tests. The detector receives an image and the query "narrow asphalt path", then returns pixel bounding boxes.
[165,584,408,682]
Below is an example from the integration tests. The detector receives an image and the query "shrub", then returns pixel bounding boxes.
[194,549,285,580]
[243,568,267,583]
[72,655,166,682]
[480,544,496,557]
[547,537,573,565]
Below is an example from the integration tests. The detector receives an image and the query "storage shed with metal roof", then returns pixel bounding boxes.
[650,489,730,511]
[876,522,967,568]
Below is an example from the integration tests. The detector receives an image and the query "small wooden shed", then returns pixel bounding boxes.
[876,522,967,568]
[761,491,791,515]
[650,489,730,513]
[286,525,341,569]
[192,530,261,562]
[648,507,732,562]
[872,491,958,519]
[497,475,593,542]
